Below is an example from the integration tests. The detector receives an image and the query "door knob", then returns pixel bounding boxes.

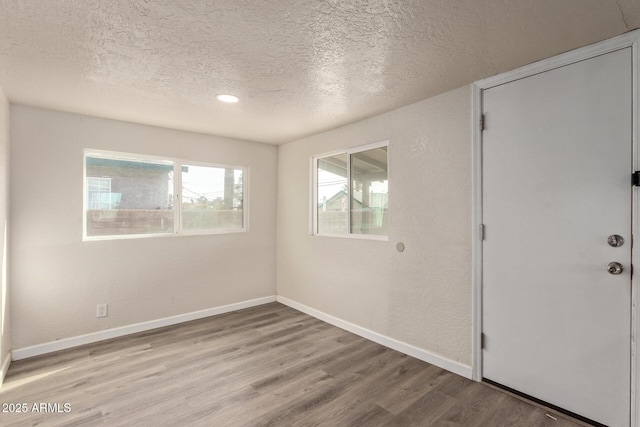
[607,262,624,275]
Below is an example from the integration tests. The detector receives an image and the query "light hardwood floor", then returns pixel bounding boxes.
[1,303,588,426]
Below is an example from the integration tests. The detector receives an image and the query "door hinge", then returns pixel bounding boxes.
[481,333,485,349]
[480,114,485,131]
[633,171,640,186]
[479,224,485,241]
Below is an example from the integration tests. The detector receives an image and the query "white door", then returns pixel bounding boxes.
[482,47,632,427]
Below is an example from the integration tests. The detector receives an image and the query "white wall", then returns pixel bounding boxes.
[10,106,277,349]
[0,88,10,380]
[277,86,472,366]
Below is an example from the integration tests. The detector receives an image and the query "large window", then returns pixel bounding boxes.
[313,141,388,239]
[84,151,246,239]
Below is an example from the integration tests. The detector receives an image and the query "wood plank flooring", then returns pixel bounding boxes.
[0,303,588,426]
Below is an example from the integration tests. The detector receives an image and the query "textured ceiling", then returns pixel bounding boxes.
[0,1,639,144]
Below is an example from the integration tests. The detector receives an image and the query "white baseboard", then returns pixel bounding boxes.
[11,295,473,380]
[277,296,473,379]
[0,354,10,386]
[11,296,277,361]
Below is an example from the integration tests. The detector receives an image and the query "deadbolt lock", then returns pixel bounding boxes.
[608,235,625,247]
[607,262,624,275]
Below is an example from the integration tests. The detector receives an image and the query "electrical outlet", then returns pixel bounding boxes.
[96,303,108,318]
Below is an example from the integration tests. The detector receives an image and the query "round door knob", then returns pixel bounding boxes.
[607,262,624,275]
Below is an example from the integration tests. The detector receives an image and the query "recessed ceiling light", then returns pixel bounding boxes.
[216,94,239,103]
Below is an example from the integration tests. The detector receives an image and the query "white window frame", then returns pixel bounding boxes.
[311,140,389,241]
[83,149,248,241]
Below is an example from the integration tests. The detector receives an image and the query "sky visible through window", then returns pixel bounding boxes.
[176,166,242,204]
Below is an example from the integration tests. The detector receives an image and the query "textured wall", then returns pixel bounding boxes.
[0,88,9,378]
[10,106,277,349]
[277,86,472,365]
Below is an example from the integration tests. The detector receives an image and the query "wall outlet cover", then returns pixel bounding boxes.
[96,303,108,318]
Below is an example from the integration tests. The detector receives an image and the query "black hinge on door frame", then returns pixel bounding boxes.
[633,171,640,186]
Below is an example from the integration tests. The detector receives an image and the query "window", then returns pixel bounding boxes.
[313,141,388,239]
[181,164,244,232]
[87,177,113,209]
[84,151,246,239]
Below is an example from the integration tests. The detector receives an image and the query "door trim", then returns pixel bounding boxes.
[472,29,640,426]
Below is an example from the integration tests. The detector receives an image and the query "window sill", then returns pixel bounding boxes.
[83,228,247,242]
[312,233,388,242]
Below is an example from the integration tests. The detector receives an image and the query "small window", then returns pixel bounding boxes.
[87,177,113,209]
[313,141,388,239]
[84,151,246,240]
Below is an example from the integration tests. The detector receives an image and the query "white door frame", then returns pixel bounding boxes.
[472,29,640,425]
